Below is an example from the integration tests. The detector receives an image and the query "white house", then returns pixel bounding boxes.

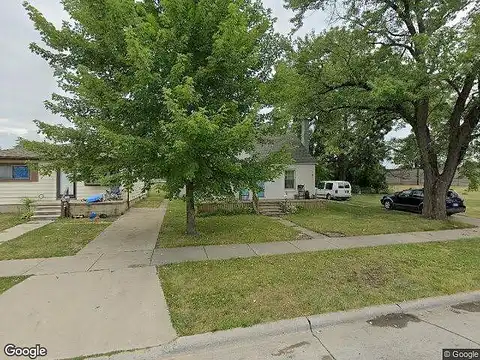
[242,129,316,200]
[0,148,145,213]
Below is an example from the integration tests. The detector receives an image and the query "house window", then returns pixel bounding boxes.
[0,164,31,181]
[284,170,295,189]
[13,165,30,180]
[0,165,13,179]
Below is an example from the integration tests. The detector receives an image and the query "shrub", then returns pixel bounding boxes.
[280,200,299,214]
[20,198,35,220]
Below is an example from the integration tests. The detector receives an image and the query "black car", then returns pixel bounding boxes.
[380,189,466,215]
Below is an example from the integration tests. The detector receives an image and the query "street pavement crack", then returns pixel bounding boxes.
[247,243,258,255]
[419,318,480,346]
[87,253,104,271]
[149,249,155,265]
[288,241,303,251]
[306,317,337,360]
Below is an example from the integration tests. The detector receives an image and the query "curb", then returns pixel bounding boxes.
[89,290,480,360]
[308,290,480,331]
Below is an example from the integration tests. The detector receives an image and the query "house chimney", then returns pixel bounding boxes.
[301,119,310,148]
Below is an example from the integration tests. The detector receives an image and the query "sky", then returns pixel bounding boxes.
[0,0,406,150]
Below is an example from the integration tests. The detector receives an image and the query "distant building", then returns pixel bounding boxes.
[386,168,468,187]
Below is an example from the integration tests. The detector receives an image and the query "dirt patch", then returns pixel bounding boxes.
[272,341,310,356]
[351,264,393,288]
[367,313,421,328]
[322,232,346,237]
[295,233,313,240]
[451,301,480,313]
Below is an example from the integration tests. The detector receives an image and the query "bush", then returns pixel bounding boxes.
[20,198,35,220]
[279,200,299,214]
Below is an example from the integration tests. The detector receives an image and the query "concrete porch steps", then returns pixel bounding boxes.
[32,203,62,221]
[258,201,284,216]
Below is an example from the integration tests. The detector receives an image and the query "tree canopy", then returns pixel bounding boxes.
[283,0,480,218]
[22,0,289,234]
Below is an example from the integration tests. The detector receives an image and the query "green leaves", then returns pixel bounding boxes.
[23,0,287,218]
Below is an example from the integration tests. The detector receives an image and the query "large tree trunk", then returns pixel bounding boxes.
[422,170,449,220]
[337,155,348,181]
[185,181,198,235]
[416,167,420,186]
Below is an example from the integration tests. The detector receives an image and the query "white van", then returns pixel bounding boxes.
[316,181,352,200]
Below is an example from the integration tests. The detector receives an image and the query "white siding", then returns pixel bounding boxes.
[76,181,145,201]
[0,174,57,204]
[263,164,316,199]
[0,177,145,206]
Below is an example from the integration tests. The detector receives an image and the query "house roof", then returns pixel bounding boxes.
[254,133,316,165]
[0,148,39,160]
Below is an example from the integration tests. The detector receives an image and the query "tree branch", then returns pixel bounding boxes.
[449,73,476,133]
[371,41,415,55]
[316,80,373,96]
[445,78,461,96]
[386,0,417,37]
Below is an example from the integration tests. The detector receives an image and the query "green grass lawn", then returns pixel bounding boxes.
[0,219,111,260]
[158,200,301,248]
[133,189,165,208]
[0,276,28,295]
[0,214,24,232]
[453,187,480,218]
[286,199,470,237]
[159,238,480,336]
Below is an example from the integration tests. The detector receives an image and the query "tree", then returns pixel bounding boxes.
[285,0,480,219]
[459,160,480,191]
[267,30,392,193]
[388,133,422,185]
[22,0,287,235]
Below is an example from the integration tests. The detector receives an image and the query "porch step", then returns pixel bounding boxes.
[258,202,283,216]
[33,203,62,221]
[34,209,62,215]
[31,214,61,221]
[35,202,61,206]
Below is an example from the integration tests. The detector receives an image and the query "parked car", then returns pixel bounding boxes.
[316,181,352,200]
[380,188,466,215]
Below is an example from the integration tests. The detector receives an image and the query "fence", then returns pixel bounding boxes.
[386,169,468,187]
[280,199,327,210]
[197,201,254,215]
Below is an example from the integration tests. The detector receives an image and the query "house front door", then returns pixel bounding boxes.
[57,171,77,199]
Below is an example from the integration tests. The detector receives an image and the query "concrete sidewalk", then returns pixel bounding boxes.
[0,220,53,243]
[78,204,167,254]
[0,266,176,360]
[151,224,480,265]
[0,204,177,360]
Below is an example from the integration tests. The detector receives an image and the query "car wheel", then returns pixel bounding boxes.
[418,204,424,214]
[384,200,393,210]
[326,194,332,200]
